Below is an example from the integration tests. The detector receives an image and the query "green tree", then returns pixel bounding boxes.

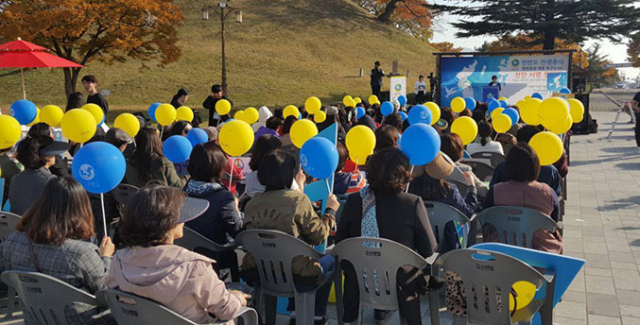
[585,43,618,86]
[433,0,640,50]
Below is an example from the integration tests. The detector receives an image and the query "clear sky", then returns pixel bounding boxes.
[430,3,640,81]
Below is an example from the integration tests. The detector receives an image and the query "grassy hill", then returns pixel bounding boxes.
[0,0,437,115]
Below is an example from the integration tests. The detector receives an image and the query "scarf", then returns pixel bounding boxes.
[360,185,380,248]
[184,180,223,197]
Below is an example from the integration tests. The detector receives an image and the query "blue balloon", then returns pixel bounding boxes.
[299,137,338,180]
[186,128,209,147]
[380,101,394,116]
[398,95,407,107]
[148,102,161,122]
[464,97,477,111]
[559,87,571,94]
[532,92,544,100]
[487,99,501,113]
[356,106,366,119]
[10,100,37,125]
[399,111,408,122]
[163,136,193,163]
[72,142,126,194]
[499,100,509,108]
[408,105,432,125]
[503,107,520,126]
[400,124,441,165]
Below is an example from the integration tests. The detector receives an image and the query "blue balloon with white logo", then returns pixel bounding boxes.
[356,106,366,119]
[163,135,193,163]
[532,92,544,100]
[503,107,520,126]
[465,97,476,111]
[399,111,408,122]
[10,100,38,125]
[400,124,441,165]
[148,102,161,122]
[380,101,394,116]
[72,142,126,194]
[408,105,432,125]
[499,100,509,108]
[559,87,571,94]
[299,137,338,180]
[398,95,407,107]
[186,128,209,147]
[488,99,501,113]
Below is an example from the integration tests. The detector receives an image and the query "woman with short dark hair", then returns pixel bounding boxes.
[440,133,489,197]
[108,185,248,323]
[336,148,437,324]
[374,125,399,152]
[27,122,70,177]
[171,88,189,108]
[125,127,186,188]
[467,120,504,155]
[1,177,115,325]
[483,143,562,253]
[65,91,85,111]
[244,135,283,196]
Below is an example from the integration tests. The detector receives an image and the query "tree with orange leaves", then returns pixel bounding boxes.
[357,0,434,39]
[0,0,184,96]
[431,42,462,53]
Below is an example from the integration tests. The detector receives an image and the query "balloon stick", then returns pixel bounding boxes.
[325,178,332,196]
[405,165,414,193]
[100,193,108,239]
[228,168,233,191]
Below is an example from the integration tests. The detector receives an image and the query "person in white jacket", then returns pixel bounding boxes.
[414,75,427,103]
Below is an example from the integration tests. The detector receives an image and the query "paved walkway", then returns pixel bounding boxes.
[1,109,639,325]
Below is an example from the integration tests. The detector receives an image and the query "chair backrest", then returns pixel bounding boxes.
[98,289,195,325]
[112,184,140,206]
[335,194,349,222]
[433,249,548,324]
[1,271,101,325]
[423,201,470,251]
[461,159,495,182]
[470,151,506,168]
[450,180,470,196]
[235,229,322,296]
[477,206,560,248]
[0,211,21,241]
[174,226,236,253]
[331,237,429,310]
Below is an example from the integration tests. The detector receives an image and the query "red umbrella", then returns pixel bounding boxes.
[0,38,84,99]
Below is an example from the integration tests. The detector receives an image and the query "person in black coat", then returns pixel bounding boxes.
[370,61,385,98]
[202,84,232,126]
[81,75,109,119]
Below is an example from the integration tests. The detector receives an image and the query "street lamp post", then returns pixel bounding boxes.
[202,1,242,95]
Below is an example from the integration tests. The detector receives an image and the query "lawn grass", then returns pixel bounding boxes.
[0,0,436,116]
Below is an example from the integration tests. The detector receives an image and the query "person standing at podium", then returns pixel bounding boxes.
[488,75,502,92]
[414,75,427,104]
[370,61,385,98]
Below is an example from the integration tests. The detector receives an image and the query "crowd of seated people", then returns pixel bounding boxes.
[0,98,569,325]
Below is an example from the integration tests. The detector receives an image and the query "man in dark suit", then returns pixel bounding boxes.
[370,61,385,98]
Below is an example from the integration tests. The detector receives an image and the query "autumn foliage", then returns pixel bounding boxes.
[356,0,433,39]
[431,42,462,53]
[0,0,184,95]
[478,34,589,68]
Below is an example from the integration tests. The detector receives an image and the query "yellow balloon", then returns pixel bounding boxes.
[314,111,327,123]
[244,107,260,125]
[498,97,508,102]
[568,98,584,123]
[27,108,40,126]
[40,105,64,127]
[156,104,177,126]
[0,115,21,149]
[114,113,141,138]
[219,120,254,156]
[176,106,194,123]
[451,97,466,113]
[490,107,505,121]
[547,115,573,134]
[425,102,441,126]
[368,95,380,105]
[350,152,372,166]
[520,98,542,126]
[346,125,376,157]
[538,97,569,126]
[283,105,300,119]
[290,119,318,148]
[61,109,97,143]
[529,131,563,166]
[493,114,512,133]
[509,281,537,311]
[215,99,232,115]
[81,104,104,126]
[516,100,526,109]
[354,97,362,104]
[305,96,322,115]
[343,95,354,107]
[451,116,478,145]
[234,110,245,121]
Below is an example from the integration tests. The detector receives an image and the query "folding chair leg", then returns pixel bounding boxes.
[428,290,440,325]
[334,260,345,325]
[4,286,16,319]
[452,314,466,325]
[540,275,556,325]
[293,291,316,325]
[263,294,277,325]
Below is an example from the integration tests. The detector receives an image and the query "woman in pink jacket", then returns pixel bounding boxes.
[106,185,250,323]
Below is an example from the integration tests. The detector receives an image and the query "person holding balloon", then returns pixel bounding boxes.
[254,116,281,140]
[333,142,367,195]
[27,123,70,177]
[440,133,489,198]
[202,84,232,126]
[9,136,70,215]
[81,75,109,119]
[125,127,187,189]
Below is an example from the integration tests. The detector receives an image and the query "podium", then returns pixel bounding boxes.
[483,86,500,102]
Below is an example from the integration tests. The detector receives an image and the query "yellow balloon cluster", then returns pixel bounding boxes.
[346,125,376,164]
[529,131,563,166]
[156,104,177,126]
[176,106,194,123]
[451,116,478,145]
[519,98,542,126]
[82,104,104,126]
[368,95,380,105]
[61,109,97,143]
[451,97,466,113]
[0,115,21,149]
[41,105,64,127]
[314,111,327,123]
[305,96,322,115]
[425,102,441,126]
[114,113,141,138]
[243,107,260,125]
[215,99,232,116]
[219,120,254,156]
[283,105,300,119]
[493,114,512,133]
[234,111,245,121]
[343,95,356,108]
[290,119,318,148]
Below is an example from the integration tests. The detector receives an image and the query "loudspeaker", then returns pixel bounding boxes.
[571,93,592,135]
